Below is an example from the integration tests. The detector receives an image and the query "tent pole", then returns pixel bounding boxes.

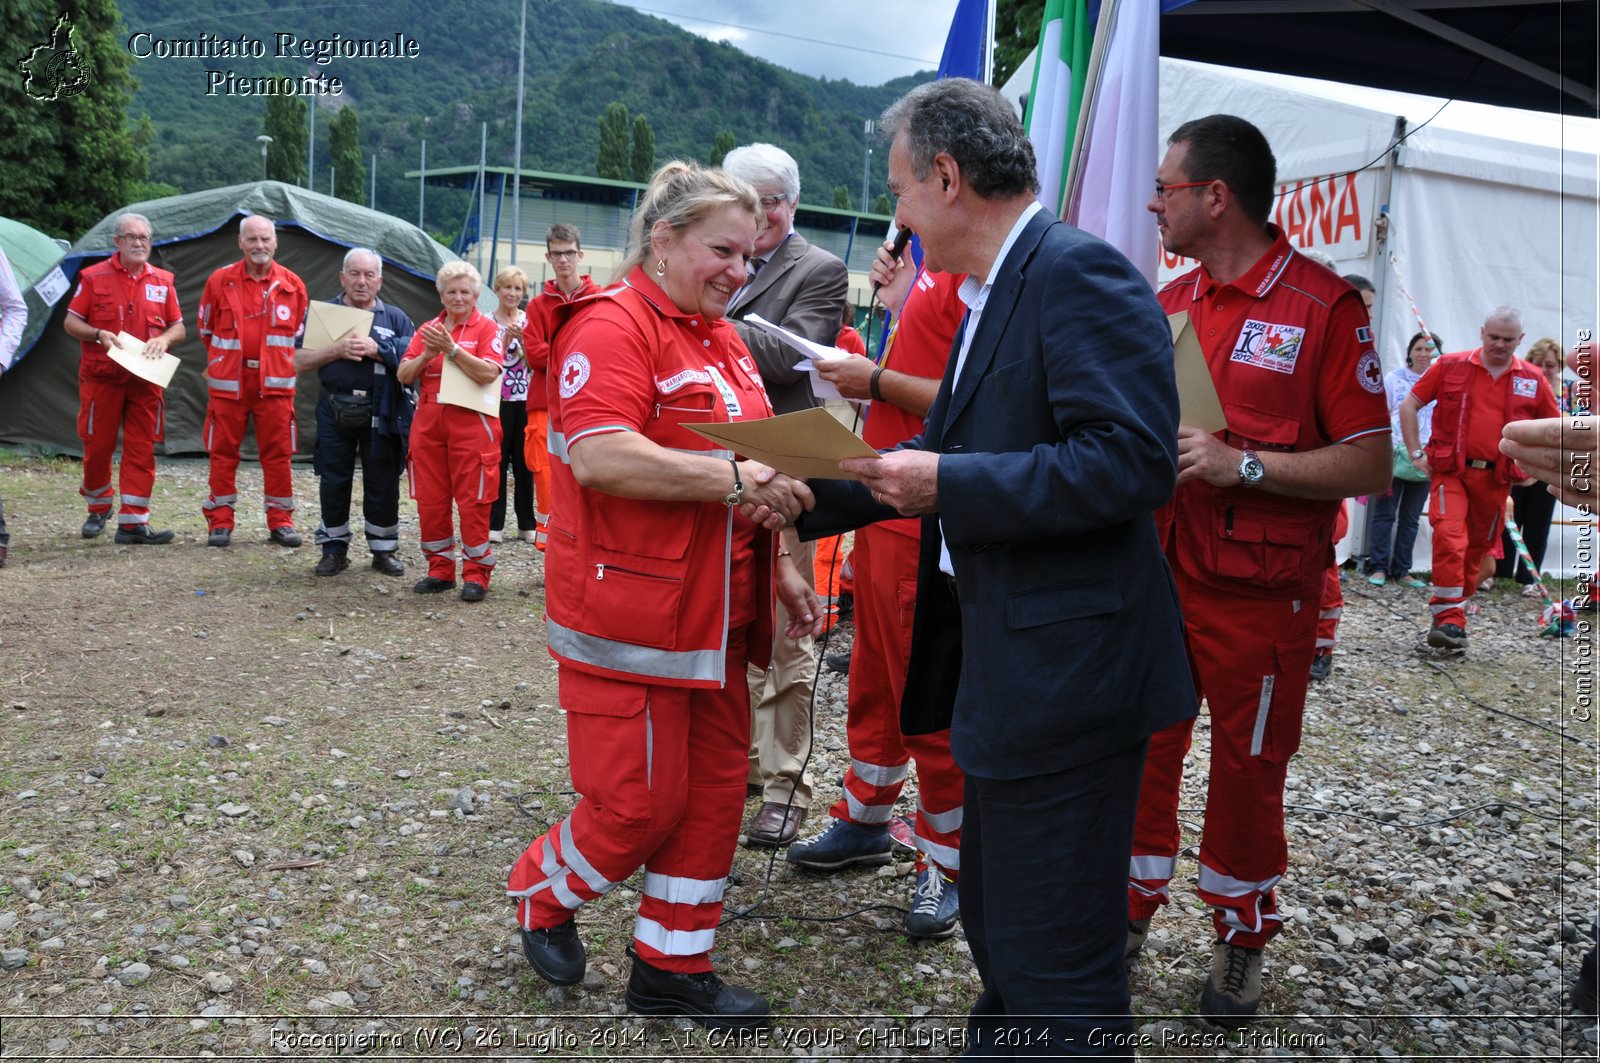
[1372,115,1406,371]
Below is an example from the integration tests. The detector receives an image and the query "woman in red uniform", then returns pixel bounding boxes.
[507,161,820,1028]
[396,262,504,602]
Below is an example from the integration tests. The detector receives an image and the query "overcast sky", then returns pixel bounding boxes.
[608,0,963,85]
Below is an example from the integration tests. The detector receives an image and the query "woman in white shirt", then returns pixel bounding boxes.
[1366,331,1441,587]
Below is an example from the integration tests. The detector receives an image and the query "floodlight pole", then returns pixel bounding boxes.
[256,135,272,182]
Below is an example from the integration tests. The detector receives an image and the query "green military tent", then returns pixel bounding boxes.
[0,216,71,362]
[0,181,462,457]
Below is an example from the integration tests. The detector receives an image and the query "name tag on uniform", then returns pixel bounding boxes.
[706,365,742,418]
[145,284,168,303]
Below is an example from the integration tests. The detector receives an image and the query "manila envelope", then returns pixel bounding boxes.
[302,300,374,351]
[1169,311,1227,433]
[439,356,500,416]
[687,407,879,480]
[107,331,181,389]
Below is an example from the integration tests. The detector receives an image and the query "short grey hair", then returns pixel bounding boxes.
[342,247,382,275]
[114,212,151,237]
[435,260,482,296]
[722,143,800,202]
[880,78,1037,200]
[1485,305,1523,331]
[239,215,276,236]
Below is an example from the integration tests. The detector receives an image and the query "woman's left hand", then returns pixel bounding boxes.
[776,555,825,639]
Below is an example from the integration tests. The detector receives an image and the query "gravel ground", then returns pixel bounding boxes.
[0,452,1596,1059]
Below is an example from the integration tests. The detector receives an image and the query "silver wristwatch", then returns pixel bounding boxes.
[1238,449,1266,487]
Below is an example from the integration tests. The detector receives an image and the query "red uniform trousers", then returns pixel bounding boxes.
[1130,568,1318,949]
[831,525,963,877]
[522,408,552,551]
[1315,501,1350,656]
[202,367,297,532]
[507,631,753,973]
[409,398,500,586]
[78,372,163,528]
[1427,468,1508,630]
[812,534,852,631]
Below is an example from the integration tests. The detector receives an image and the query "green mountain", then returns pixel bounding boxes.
[119,0,925,229]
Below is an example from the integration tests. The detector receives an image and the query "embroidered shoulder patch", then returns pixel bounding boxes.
[1512,376,1539,398]
[1229,319,1307,374]
[1357,350,1384,393]
[558,352,591,399]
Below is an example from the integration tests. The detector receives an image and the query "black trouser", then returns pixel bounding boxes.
[0,495,8,546]
[490,399,535,533]
[1497,480,1558,584]
[960,739,1146,1057]
[312,389,402,556]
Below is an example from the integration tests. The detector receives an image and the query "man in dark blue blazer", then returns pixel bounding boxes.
[790,79,1196,1055]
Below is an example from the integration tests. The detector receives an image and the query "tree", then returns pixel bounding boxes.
[710,130,736,167]
[263,93,308,186]
[629,115,655,182]
[994,0,1045,88]
[596,102,630,180]
[329,106,365,203]
[831,185,852,210]
[872,193,892,216]
[1,0,150,238]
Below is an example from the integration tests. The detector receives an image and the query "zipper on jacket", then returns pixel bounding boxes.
[1225,505,1234,537]
[595,564,605,580]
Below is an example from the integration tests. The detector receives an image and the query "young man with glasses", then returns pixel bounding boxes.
[62,213,186,544]
[523,223,598,552]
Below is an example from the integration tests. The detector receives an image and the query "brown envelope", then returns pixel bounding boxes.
[686,407,880,480]
[1169,311,1227,433]
[302,300,374,351]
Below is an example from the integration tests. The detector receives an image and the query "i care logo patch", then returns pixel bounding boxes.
[1230,319,1307,375]
[1512,376,1539,398]
[145,284,168,303]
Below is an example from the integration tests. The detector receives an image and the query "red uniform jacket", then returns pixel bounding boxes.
[198,259,307,400]
[543,270,777,689]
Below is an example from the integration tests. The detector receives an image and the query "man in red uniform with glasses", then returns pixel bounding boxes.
[63,213,186,544]
[1128,114,1390,1027]
[196,215,308,547]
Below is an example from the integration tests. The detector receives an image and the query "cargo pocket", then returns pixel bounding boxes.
[1212,500,1317,592]
[1249,638,1315,762]
[476,447,500,503]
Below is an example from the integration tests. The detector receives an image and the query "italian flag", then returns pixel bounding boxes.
[1023,0,1093,219]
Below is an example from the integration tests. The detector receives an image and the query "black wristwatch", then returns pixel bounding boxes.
[723,459,744,506]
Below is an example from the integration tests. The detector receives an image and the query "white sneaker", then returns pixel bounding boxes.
[520,529,537,543]
[488,530,504,543]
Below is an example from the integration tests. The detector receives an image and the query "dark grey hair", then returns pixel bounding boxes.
[879,78,1037,200]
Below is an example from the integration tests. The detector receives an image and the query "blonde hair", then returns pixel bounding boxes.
[1526,337,1562,369]
[493,265,529,291]
[616,160,761,281]
[435,260,482,296]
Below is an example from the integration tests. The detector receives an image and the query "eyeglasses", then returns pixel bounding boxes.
[758,193,790,210]
[1152,180,1214,203]
[546,250,580,260]
[116,234,152,245]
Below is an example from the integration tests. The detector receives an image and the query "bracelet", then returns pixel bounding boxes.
[777,549,793,558]
[869,366,886,402]
[723,459,744,507]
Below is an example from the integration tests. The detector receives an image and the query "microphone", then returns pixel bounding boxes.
[871,227,913,297]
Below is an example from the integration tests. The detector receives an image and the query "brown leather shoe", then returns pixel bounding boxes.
[746,802,805,848]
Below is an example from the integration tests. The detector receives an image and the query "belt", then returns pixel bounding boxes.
[244,359,260,368]
[324,387,370,398]
[1465,458,1495,470]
